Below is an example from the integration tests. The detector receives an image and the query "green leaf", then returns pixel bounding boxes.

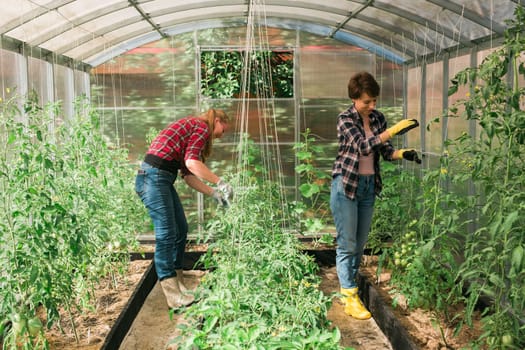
[511,245,524,271]
[448,84,459,96]
[299,183,319,198]
[295,150,312,160]
[501,211,518,233]
[295,163,313,173]
[421,240,434,255]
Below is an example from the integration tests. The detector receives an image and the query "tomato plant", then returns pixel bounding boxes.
[0,94,147,349]
[171,160,351,349]
[381,5,525,349]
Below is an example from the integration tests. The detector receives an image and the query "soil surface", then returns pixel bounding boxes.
[41,252,484,350]
[119,267,392,350]
[43,259,152,349]
[359,256,485,350]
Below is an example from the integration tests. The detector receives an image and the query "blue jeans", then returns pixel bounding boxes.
[330,175,375,289]
[135,162,188,281]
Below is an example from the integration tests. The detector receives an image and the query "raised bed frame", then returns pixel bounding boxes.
[101,248,420,350]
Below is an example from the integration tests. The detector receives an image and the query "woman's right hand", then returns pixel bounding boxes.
[217,179,233,200]
[212,189,229,207]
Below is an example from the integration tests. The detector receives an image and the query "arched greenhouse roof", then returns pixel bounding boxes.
[0,0,522,69]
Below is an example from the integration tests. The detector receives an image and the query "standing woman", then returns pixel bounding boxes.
[135,109,233,309]
[330,72,420,319]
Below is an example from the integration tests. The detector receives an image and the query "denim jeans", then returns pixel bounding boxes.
[330,175,375,289]
[135,162,188,281]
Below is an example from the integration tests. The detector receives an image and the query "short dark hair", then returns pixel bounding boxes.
[347,71,380,99]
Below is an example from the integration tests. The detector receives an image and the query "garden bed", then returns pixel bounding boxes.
[41,243,484,350]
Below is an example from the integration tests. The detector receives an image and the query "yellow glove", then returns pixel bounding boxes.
[398,149,421,164]
[387,119,419,137]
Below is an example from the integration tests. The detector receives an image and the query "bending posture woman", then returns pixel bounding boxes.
[135,109,233,309]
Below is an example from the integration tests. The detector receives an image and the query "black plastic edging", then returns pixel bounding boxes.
[358,274,420,350]
[100,251,206,349]
[100,258,157,350]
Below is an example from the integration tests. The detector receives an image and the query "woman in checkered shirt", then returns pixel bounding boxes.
[331,72,420,320]
[135,108,233,309]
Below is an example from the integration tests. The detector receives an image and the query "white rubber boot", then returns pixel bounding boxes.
[160,277,194,308]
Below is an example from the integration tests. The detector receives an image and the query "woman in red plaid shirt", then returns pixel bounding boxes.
[135,109,233,309]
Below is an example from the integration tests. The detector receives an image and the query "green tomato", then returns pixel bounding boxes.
[501,333,513,346]
[11,314,27,335]
[27,316,43,336]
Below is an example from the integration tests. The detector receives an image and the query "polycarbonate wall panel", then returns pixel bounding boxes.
[0,49,21,102]
[406,67,422,150]
[200,99,297,187]
[99,107,196,162]
[74,70,89,98]
[425,61,444,155]
[0,48,93,123]
[90,35,196,108]
[300,99,348,141]
[299,49,375,98]
[446,54,471,144]
[376,59,404,108]
[201,99,296,144]
[54,64,74,120]
[197,26,298,48]
[519,52,525,110]
[28,57,52,106]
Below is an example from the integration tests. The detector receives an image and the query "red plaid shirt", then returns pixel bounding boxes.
[332,104,395,199]
[146,117,210,176]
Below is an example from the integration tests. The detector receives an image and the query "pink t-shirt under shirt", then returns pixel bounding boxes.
[358,129,375,175]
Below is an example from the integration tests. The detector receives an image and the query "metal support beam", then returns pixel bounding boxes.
[328,0,374,38]
[128,0,168,39]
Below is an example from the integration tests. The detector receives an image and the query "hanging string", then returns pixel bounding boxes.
[234,0,291,229]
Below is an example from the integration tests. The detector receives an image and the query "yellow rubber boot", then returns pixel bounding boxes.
[340,287,371,320]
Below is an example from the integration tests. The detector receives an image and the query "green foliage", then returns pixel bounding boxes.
[0,94,147,349]
[201,50,294,98]
[292,129,333,237]
[444,5,525,348]
[387,162,466,312]
[381,6,525,349]
[367,162,419,252]
[171,174,352,349]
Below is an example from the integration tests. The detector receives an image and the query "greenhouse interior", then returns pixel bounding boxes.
[1,0,524,349]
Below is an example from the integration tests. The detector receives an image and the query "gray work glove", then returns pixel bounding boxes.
[217,179,233,201]
[212,189,229,207]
